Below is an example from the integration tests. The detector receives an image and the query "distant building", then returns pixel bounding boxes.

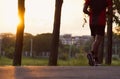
[60,34,91,47]
[60,34,72,45]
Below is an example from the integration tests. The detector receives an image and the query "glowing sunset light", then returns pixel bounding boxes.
[0,0,89,36]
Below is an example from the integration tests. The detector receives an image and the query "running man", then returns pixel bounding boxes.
[83,0,112,66]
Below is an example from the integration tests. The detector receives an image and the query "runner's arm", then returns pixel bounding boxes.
[83,4,90,15]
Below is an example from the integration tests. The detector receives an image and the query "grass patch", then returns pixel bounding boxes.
[21,57,48,66]
[58,58,88,66]
[0,56,13,66]
[0,56,120,66]
[111,59,120,66]
[58,54,88,66]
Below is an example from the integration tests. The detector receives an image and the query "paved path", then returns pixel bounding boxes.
[0,66,120,79]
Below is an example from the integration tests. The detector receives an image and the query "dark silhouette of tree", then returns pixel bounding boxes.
[105,1,113,65]
[49,0,63,66]
[13,0,25,66]
[105,14,113,65]
[105,0,120,65]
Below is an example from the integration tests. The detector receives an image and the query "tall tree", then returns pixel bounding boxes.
[49,0,63,66]
[13,0,25,66]
[105,17,113,65]
[105,0,120,65]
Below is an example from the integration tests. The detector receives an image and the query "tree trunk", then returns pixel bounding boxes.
[105,7,113,65]
[49,0,63,66]
[13,0,25,66]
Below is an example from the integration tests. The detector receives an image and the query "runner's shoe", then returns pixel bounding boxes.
[94,57,102,66]
[87,53,95,66]
[94,62,102,66]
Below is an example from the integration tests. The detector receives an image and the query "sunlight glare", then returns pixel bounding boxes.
[0,0,89,36]
[0,0,19,33]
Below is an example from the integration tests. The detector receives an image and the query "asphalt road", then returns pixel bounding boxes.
[0,66,120,79]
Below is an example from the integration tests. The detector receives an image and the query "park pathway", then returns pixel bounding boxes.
[0,66,120,79]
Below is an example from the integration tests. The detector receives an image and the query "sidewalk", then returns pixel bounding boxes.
[0,66,120,79]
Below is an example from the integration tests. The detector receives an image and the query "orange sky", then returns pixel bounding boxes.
[0,0,90,36]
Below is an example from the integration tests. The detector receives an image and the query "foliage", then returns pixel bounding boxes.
[1,33,53,58]
[113,0,120,26]
[4,47,14,59]
[59,45,80,60]
[33,33,52,56]
[59,52,69,60]
[113,26,120,35]
[1,33,15,58]
[112,33,120,56]
[23,33,33,52]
